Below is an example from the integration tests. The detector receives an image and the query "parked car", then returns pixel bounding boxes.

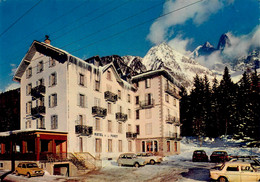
[210,161,260,182]
[15,162,44,178]
[192,150,208,162]
[117,153,147,167]
[210,151,229,163]
[229,156,260,170]
[136,152,163,165]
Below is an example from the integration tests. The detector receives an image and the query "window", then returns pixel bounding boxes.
[145,93,152,105]
[95,80,100,91]
[173,98,177,106]
[26,120,31,129]
[145,78,151,88]
[49,72,57,86]
[108,120,112,132]
[118,140,122,152]
[128,141,132,152]
[127,124,132,132]
[165,94,169,103]
[78,115,84,125]
[79,94,85,107]
[0,163,3,168]
[154,141,158,152]
[136,125,140,135]
[95,118,101,131]
[51,115,58,129]
[118,90,121,100]
[145,123,152,135]
[36,97,44,107]
[37,78,44,86]
[108,139,112,152]
[174,142,178,152]
[135,96,139,105]
[145,109,152,119]
[26,101,32,114]
[95,139,102,153]
[26,83,32,95]
[167,141,170,152]
[118,122,122,133]
[37,117,45,129]
[79,73,85,86]
[108,103,112,114]
[94,97,100,107]
[127,94,131,103]
[136,110,140,119]
[227,166,239,171]
[49,93,57,108]
[37,61,44,73]
[49,58,56,67]
[107,70,112,80]
[26,67,32,78]
[128,109,131,119]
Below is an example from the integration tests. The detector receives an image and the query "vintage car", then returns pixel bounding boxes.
[192,150,208,162]
[15,162,44,178]
[117,153,147,167]
[210,162,260,182]
[210,151,229,163]
[136,152,163,164]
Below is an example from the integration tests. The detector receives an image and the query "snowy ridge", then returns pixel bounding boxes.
[141,43,215,91]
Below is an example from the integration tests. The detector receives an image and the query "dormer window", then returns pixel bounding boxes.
[49,58,56,67]
[145,79,151,88]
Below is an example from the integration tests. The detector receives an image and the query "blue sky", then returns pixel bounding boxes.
[0,0,259,92]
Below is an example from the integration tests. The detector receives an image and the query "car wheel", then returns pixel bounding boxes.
[26,172,31,178]
[218,176,227,182]
[15,171,19,176]
[150,160,155,165]
[134,163,139,168]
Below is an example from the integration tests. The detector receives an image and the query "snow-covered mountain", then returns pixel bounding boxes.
[141,43,215,90]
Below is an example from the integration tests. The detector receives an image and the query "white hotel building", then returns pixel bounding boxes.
[0,39,181,175]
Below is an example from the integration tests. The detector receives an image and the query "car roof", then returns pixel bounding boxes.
[18,162,37,164]
[225,161,252,166]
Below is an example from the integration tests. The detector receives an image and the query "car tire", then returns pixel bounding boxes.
[150,160,155,165]
[15,171,19,176]
[134,163,140,168]
[218,176,227,182]
[26,172,31,178]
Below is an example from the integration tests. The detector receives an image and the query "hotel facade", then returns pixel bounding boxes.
[0,40,181,175]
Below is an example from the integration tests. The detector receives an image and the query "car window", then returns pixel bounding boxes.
[22,164,26,168]
[27,163,38,168]
[18,164,22,167]
[227,166,239,171]
[121,155,126,159]
[241,166,254,172]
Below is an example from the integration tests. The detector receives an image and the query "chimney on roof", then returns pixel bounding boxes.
[44,35,51,44]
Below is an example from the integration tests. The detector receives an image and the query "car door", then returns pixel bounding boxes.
[21,164,27,175]
[225,166,240,182]
[126,154,133,165]
[240,165,257,182]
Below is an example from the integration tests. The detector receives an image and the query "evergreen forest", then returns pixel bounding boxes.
[180,67,260,140]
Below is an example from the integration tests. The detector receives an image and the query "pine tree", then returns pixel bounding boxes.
[218,67,238,136]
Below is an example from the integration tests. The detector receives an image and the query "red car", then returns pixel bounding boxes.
[192,150,208,162]
[210,151,229,163]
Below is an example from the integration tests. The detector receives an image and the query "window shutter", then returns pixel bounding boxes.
[55,115,58,129]
[55,73,57,85]
[49,95,51,108]
[77,94,80,106]
[54,94,57,106]
[85,96,88,108]
[49,75,51,86]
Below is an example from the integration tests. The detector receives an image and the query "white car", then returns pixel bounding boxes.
[210,162,260,182]
[136,152,163,165]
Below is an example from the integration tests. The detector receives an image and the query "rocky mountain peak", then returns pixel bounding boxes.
[217,33,231,50]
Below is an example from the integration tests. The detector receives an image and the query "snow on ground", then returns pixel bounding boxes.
[1,136,259,182]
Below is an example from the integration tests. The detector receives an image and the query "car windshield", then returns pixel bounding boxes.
[219,164,226,170]
[26,163,38,168]
[213,151,225,155]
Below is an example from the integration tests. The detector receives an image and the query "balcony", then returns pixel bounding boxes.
[75,125,93,136]
[126,132,137,139]
[166,115,180,125]
[166,132,182,141]
[139,99,154,109]
[31,85,45,98]
[31,106,45,117]
[116,112,127,122]
[92,106,107,118]
[104,91,118,103]
[165,84,181,99]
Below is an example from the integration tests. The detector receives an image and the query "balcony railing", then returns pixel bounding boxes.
[166,115,180,125]
[104,91,118,103]
[165,84,181,99]
[116,112,128,122]
[92,106,107,118]
[126,132,137,139]
[139,99,154,109]
[31,106,45,117]
[75,125,93,136]
[166,132,182,141]
[31,85,45,98]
